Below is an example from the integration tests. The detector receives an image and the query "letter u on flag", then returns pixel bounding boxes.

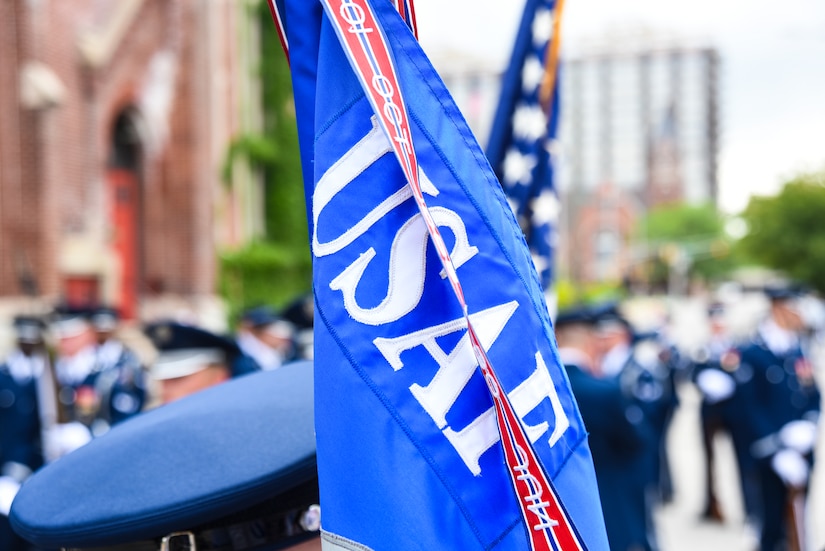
[270,1,608,550]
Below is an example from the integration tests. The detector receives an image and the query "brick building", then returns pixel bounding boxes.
[560,181,640,284]
[557,40,720,283]
[0,0,261,323]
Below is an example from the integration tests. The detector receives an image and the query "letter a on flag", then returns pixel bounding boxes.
[268,2,609,550]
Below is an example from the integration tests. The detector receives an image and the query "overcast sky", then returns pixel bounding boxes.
[413,0,825,213]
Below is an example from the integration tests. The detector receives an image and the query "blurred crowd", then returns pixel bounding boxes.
[554,284,822,551]
[2,283,822,551]
[0,294,314,550]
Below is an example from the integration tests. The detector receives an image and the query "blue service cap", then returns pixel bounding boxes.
[240,307,296,341]
[631,329,662,345]
[12,315,46,344]
[240,305,281,328]
[764,284,803,301]
[145,321,245,380]
[590,301,632,332]
[554,305,596,328]
[281,293,315,330]
[10,361,319,549]
[90,305,120,331]
[50,304,93,338]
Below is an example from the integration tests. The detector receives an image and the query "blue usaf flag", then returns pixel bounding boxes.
[486,0,565,294]
[270,1,608,550]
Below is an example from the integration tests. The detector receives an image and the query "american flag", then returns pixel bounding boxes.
[486,0,565,298]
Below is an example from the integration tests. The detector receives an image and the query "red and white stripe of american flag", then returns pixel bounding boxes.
[321,1,587,550]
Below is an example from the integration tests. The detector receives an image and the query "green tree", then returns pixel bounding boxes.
[219,1,311,321]
[739,170,825,293]
[255,0,306,244]
[635,202,734,288]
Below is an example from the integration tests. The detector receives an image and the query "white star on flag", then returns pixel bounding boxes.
[522,55,545,94]
[513,103,547,141]
[532,8,554,47]
[530,188,561,226]
[503,148,537,186]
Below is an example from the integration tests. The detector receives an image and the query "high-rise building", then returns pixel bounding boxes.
[558,39,720,282]
[392,36,720,287]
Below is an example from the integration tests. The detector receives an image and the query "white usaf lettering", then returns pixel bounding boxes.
[313,120,570,475]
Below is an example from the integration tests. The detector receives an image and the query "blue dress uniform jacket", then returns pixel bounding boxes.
[90,341,146,427]
[565,361,649,551]
[61,341,146,433]
[734,331,820,551]
[738,336,819,446]
[0,352,45,551]
[714,346,765,527]
[620,350,677,495]
[690,338,738,520]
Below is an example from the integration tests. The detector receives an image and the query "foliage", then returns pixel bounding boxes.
[218,2,311,324]
[221,134,278,184]
[634,202,735,287]
[556,279,627,310]
[255,0,307,245]
[738,170,825,293]
[219,241,312,325]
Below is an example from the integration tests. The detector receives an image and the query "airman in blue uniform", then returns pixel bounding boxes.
[52,306,146,437]
[10,361,320,550]
[88,306,147,430]
[733,286,820,551]
[592,302,676,550]
[555,306,650,551]
[691,301,734,522]
[699,286,820,550]
[145,320,260,404]
[236,306,297,371]
[0,316,51,551]
[281,293,315,360]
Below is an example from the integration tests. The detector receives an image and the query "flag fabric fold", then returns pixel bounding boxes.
[272,1,608,549]
[486,0,564,294]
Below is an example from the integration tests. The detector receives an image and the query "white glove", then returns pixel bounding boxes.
[0,476,21,516]
[44,422,93,462]
[632,342,661,370]
[779,420,818,455]
[772,449,810,487]
[696,369,735,404]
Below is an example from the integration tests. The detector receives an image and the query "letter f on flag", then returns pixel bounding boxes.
[268,1,609,550]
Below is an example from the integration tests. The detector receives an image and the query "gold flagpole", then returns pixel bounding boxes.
[539,0,566,116]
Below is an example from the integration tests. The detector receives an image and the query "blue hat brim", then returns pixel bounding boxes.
[10,361,316,548]
[554,305,596,328]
